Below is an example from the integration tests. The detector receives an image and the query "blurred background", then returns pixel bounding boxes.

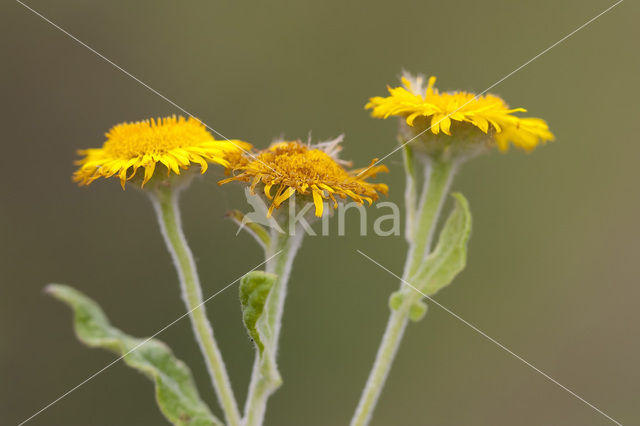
[2,0,638,425]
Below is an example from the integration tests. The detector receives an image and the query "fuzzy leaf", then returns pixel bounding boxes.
[389,290,427,322]
[47,284,221,426]
[409,300,428,322]
[413,192,472,296]
[239,271,276,355]
[239,271,282,388]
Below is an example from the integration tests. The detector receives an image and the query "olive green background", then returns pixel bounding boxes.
[2,1,638,425]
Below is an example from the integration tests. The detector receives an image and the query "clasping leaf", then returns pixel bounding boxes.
[239,271,282,386]
[239,271,276,354]
[412,192,472,296]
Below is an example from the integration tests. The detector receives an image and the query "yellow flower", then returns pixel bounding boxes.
[366,74,554,151]
[220,139,388,217]
[74,116,251,188]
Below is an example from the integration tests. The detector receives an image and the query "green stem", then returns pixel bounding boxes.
[402,144,418,243]
[351,158,456,426]
[151,185,242,426]
[405,158,456,278]
[350,306,410,426]
[243,224,303,426]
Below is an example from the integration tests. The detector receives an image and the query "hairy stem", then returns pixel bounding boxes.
[402,144,418,243]
[405,158,456,278]
[351,158,456,426]
[151,185,242,426]
[243,224,304,426]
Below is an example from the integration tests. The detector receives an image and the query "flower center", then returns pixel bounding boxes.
[103,116,213,158]
[260,143,351,185]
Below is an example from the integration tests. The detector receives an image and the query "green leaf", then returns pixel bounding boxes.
[389,291,404,311]
[239,271,282,388]
[239,271,276,355]
[47,284,222,426]
[389,291,427,322]
[408,300,428,322]
[413,192,472,296]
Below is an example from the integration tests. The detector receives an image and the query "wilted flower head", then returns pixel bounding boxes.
[220,137,388,217]
[366,73,554,156]
[74,115,251,188]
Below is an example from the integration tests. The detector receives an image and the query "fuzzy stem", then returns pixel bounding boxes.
[351,158,456,426]
[243,224,304,426]
[405,158,457,278]
[402,144,418,243]
[350,305,410,426]
[151,185,242,426]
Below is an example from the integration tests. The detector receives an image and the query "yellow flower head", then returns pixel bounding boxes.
[74,115,251,188]
[220,138,388,217]
[366,74,554,152]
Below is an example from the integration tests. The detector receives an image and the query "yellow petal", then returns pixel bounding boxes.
[264,183,274,199]
[312,189,324,217]
[142,162,156,186]
[274,187,296,207]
